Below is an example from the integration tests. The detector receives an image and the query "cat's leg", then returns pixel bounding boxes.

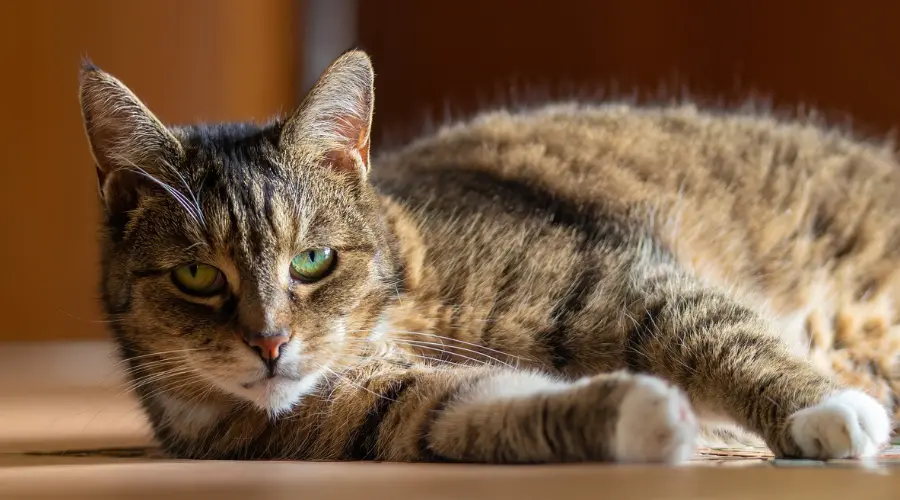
[623,263,892,459]
[304,365,698,463]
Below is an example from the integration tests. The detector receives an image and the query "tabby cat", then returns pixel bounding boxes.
[79,50,898,463]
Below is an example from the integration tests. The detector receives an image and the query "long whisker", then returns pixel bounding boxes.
[120,162,204,228]
[398,330,536,362]
[113,348,209,366]
[160,156,206,228]
[379,351,468,369]
[337,337,509,370]
[116,360,183,376]
[326,351,448,371]
[116,358,188,376]
[135,368,210,398]
[387,340,501,368]
[324,367,398,402]
[117,367,198,395]
[121,365,194,384]
[120,371,196,395]
[141,376,206,402]
[387,337,512,368]
[55,309,127,324]
[139,374,209,402]
[103,357,195,389]
[337,341,472,369]
[348,328,534,362]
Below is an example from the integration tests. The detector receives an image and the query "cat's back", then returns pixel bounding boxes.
[373,101,900,326]
[375,102,899,215]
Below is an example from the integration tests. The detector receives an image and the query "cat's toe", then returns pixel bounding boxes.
[788,389,891,459]
[612,375,698,464]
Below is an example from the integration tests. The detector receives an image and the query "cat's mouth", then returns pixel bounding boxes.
[227,369,327,415]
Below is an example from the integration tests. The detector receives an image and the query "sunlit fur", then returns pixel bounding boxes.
[81,51,897,462]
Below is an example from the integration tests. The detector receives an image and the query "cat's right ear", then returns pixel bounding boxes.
[280,50,374,180]
[79,62,184,216]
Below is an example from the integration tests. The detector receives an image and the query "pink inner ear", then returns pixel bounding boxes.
[280,52,374,174]
[323,110,370,175]
[325,147,367,176]
[357,127,371,169]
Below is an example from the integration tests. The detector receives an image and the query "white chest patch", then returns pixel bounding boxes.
[156,393,224,439]
[369,313,393,342]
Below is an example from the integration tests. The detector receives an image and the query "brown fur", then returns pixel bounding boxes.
[79,51,898,463]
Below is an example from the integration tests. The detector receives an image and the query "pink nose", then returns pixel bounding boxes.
[246,335,289,373]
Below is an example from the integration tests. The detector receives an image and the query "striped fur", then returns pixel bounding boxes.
[80,51,896,463]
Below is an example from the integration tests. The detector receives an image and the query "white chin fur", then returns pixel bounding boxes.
[229,371,324,417]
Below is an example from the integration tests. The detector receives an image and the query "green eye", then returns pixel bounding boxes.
[290,247,336,282]
[172,264,226,296]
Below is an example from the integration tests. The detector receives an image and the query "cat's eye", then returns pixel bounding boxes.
[290,247,336,283]
[171,263,227,296]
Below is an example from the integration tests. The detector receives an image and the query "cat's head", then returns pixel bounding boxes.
[80,51,399,415]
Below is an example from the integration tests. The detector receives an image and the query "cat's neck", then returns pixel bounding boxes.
[372,195,533,369]
[377,194,428,293]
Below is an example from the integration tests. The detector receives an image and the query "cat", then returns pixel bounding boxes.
[79,49,897,463]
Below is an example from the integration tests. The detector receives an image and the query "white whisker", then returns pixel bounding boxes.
[324,367,397,402]
[387,340,499,368]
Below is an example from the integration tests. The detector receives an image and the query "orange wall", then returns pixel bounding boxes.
[0,0,298,340]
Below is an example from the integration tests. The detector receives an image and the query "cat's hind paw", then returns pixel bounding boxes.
[612,376,698,464]
[788,389,891,459]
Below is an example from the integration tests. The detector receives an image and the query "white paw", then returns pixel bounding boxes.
[613,376,698,464]
[789,389,892,459]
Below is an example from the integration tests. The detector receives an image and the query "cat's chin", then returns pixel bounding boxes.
[228,372,325,417]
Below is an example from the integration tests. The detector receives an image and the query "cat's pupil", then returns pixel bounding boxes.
[189,264,198,277]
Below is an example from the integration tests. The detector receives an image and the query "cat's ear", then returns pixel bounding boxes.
[79,62,184,214]
[280,50,374,179]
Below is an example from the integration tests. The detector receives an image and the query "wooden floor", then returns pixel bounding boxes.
[1,341,898,499]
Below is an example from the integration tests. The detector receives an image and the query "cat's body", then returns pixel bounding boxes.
[380,102,900,403]
[81,51,895,463]
[375,103,900,449]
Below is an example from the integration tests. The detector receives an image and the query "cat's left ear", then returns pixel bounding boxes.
[79,62,185,217]
[280,50,374,179]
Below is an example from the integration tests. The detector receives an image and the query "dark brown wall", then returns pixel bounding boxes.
[0,0,298,340]
[360,1,900,146]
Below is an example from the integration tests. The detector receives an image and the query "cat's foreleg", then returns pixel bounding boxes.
[316,365,697,463]
[623,263,892,458]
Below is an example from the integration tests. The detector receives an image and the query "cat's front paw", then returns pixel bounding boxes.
[788,389,891,459]
[613,375,698,464]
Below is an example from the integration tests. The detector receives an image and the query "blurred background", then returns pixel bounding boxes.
[2,0,900,342]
